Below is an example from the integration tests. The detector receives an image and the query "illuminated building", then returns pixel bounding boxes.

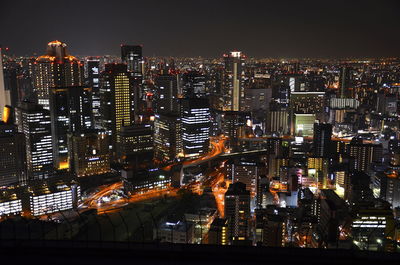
[119,124,153,161]
[290,91,325,114]
[268,105,289,135]
[50,86,93,169]
[227,160,259,195]
[329,98,359,109]
[350,200,395,251]
[0,189,22,216]
[100,63,135,156]
[181,70,207,98]
[313,122,332,157]
[155,74,179,114]
[294,114,315,136]
[154,218,194,244]
[207,218,229,245]
[33,41,84,110]
[121,45,143,75]
[122,169,170,194]
[153,113,182,162]
[307,157,329,189]
[348,141,382,173]
[0,47,10,118]
[243,87,271,112]
[181,98,211,158]
[27,175,81,216]
[68,130,110,177]
[224,182,251,242]
[86,58,101,126]
[15,102,53,179]
[0,122,26,186]
[222,51,246,111]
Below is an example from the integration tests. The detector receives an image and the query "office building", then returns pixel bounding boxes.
[224,182,251,242]
[153,113,182,162]
[0,122,26,186]
[86,57,101,126]
[222,51,245,111]
[119,124,153,160]
[154,74,179,114]
[33,41,84,110]
[181,98,211,158]
[100,63,135,156]
[50,86,93,169]
[121,45,143,75]
[68,130,110,177]
[15,101,53,179]
[181,70,207,98]
[313,122,332,157]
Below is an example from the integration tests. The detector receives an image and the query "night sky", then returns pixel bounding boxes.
[1,0,400,58]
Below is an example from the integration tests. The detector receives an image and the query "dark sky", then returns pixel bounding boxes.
[1,0,400,58]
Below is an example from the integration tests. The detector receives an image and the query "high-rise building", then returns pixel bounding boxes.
[224,182,251,242]
[33,41,84,110]
[153,113,182,162]
[100,63,135,156]
[86,58,101,126]
[222,51,245,111]
[0,47,10,118]
[155,74,179,114]
[313,122,332,157]
[181,71,207,98]
[348,141,382,173]
[68,130,110,177]
[121,45,143,75]
[50,86,93,169]
[181,98,210,158]
[15,102,53,179]
[339,66,352,98]
[0,122,26,186]
[119,124,154,161]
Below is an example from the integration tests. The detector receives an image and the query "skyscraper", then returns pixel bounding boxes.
[181,71,207,98]
[313,122,332,157]
[121,45,143,75]
[0,47,10,118]
[339,66,352,98]
[155,74,179,114]
[68,130,110,177]
[0,122,26,186]
[100,63,135,156]
[181,98,211,158]
[33,41,84,110]
[224,182,251,242]
[50,86,93,169]
[15,101,53,179]
[153,113,182,162]
[222,51,245,111]
[86,57,101,126]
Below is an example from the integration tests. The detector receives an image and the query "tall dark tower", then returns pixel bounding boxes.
[313,122,332,157]
[339,66,352,98]
[121,45,143,75]
[50,86,93,170]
